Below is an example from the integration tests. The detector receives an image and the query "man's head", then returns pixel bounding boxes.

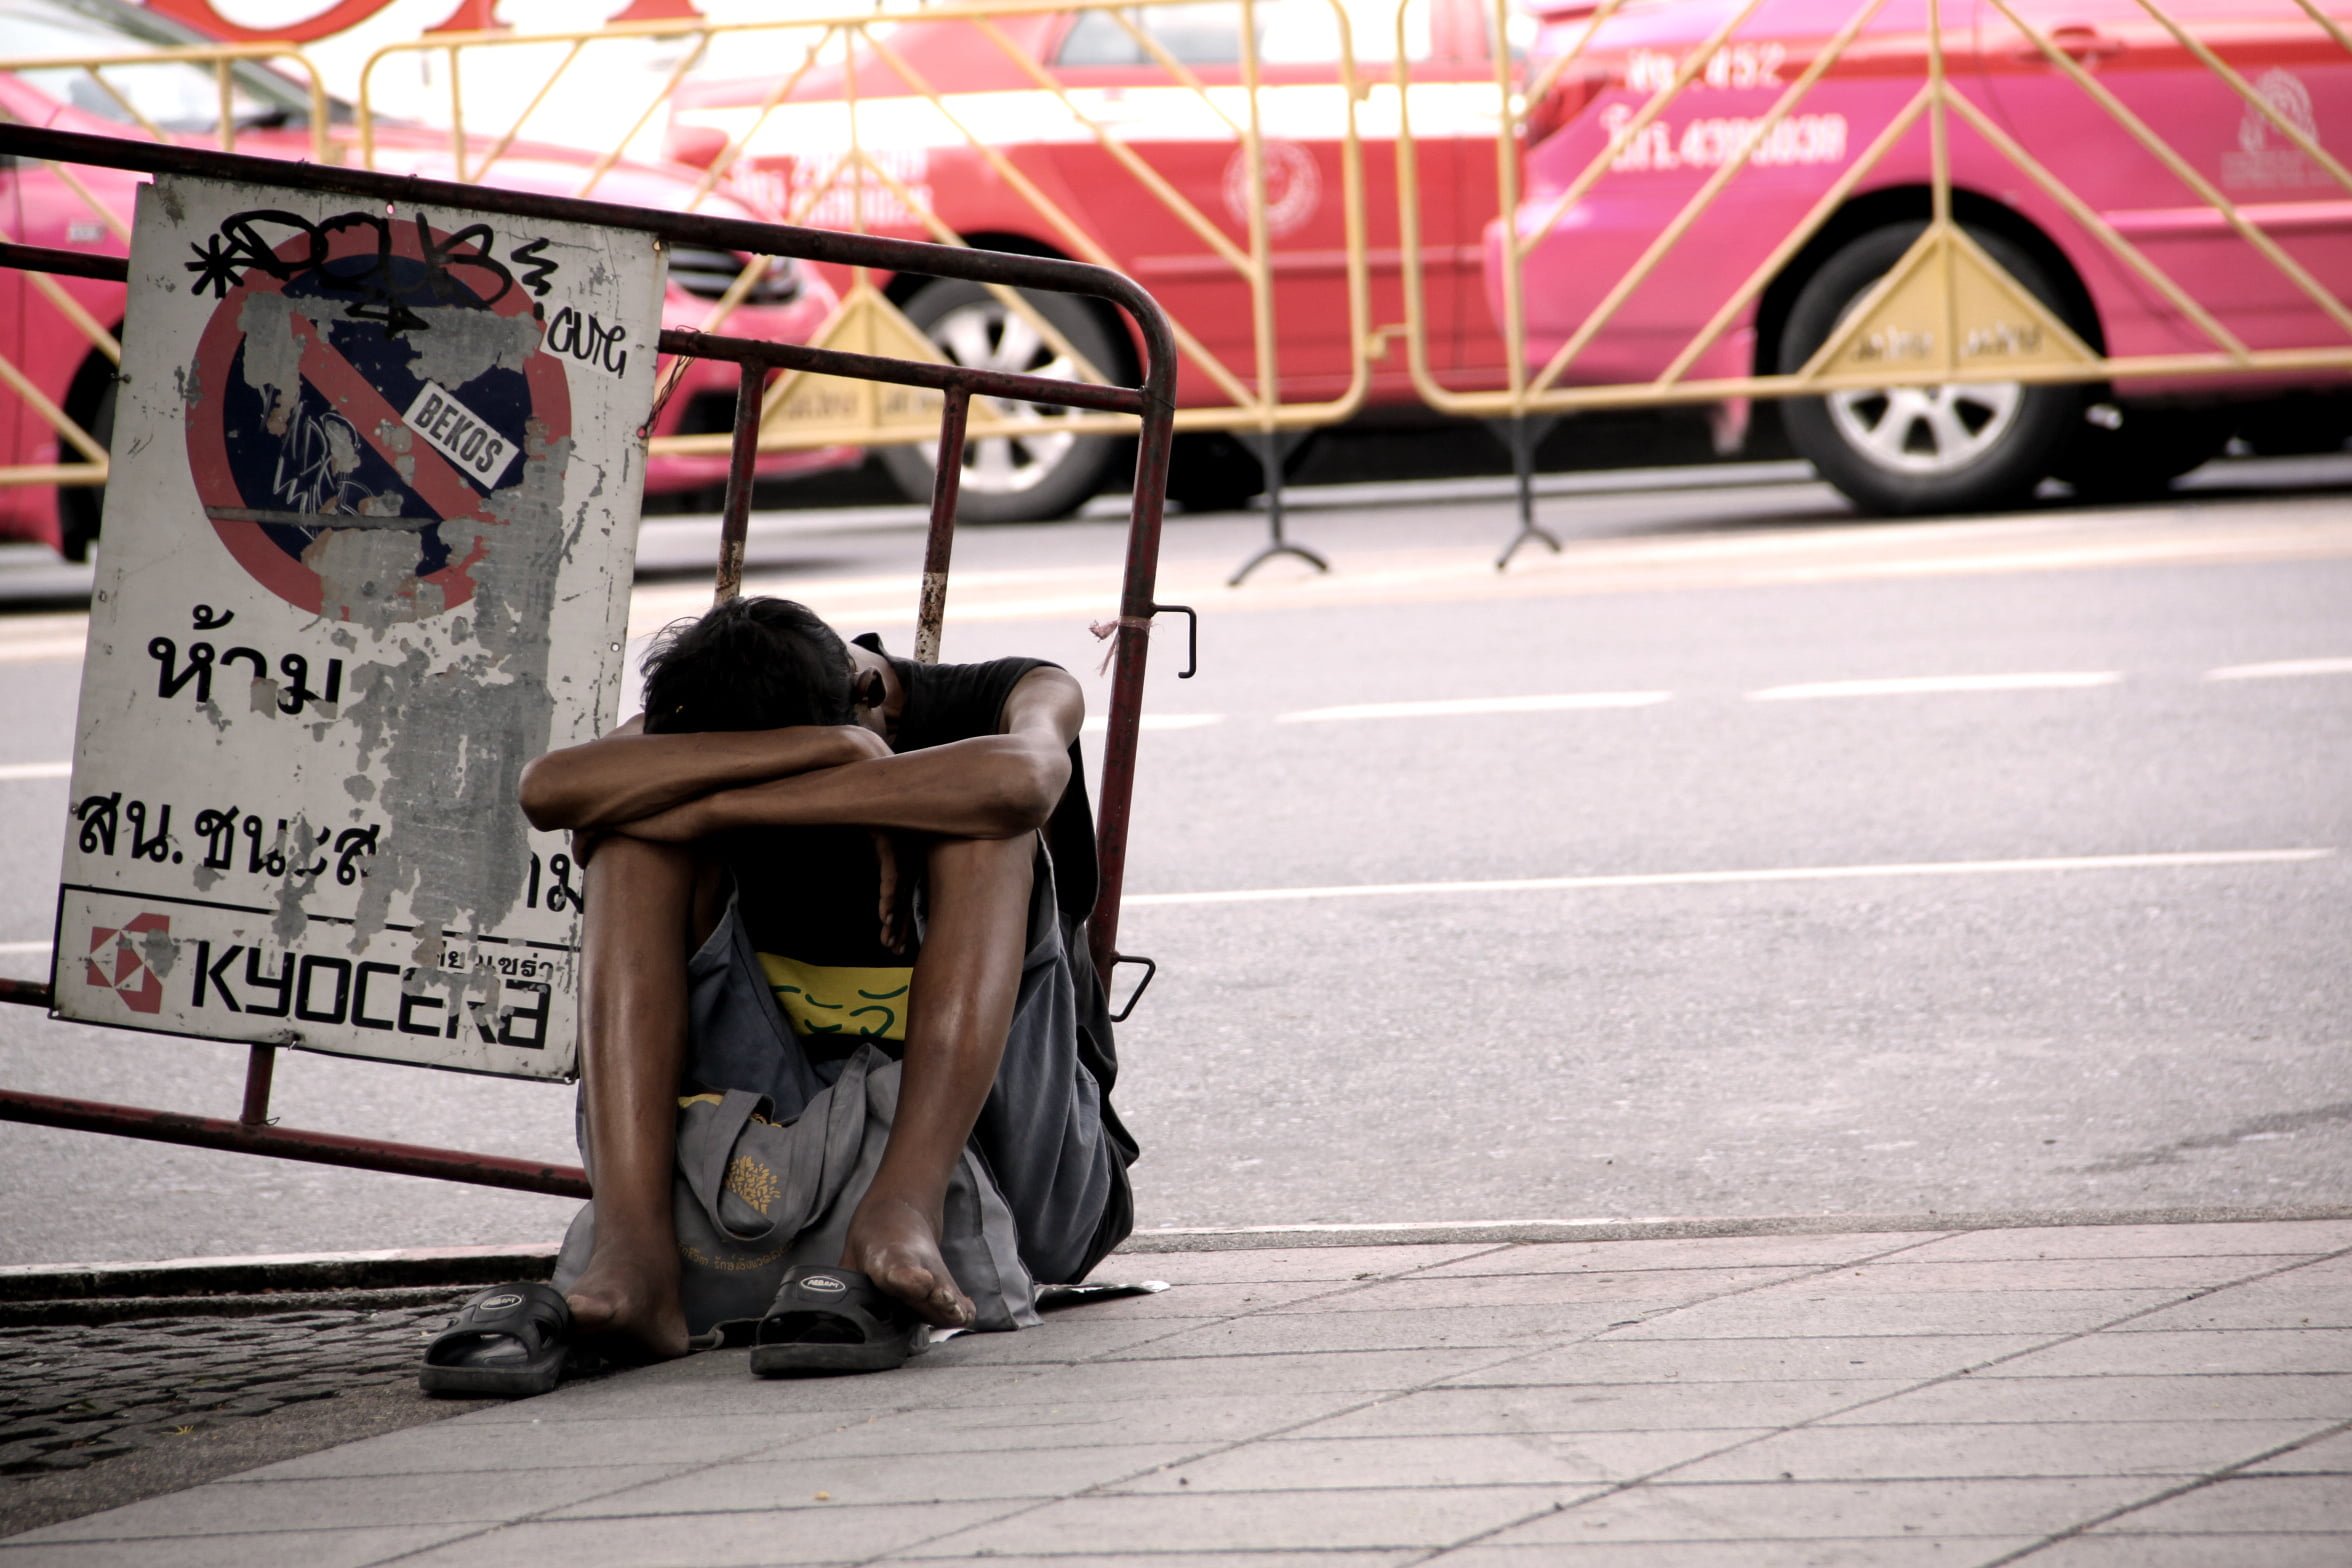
[641,596,883,734]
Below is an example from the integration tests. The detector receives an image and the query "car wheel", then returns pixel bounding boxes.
[878,279,1123,524]
[59,368,117,563]
[2053,404,2230,500]
[1164,432,1273,512]
[2237,396,2351,457]
[1780,223,2084,516]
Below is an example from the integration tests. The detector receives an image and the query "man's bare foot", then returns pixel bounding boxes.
[842,1194,975,1329]
[564,1244,691,1362]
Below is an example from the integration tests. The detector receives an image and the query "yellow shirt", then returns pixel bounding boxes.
[757,952,912,1043]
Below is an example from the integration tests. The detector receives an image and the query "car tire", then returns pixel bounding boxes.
[2053,404,2230,500]
[1164,432,1272,512]
[878,279,1123,524]
[59,368,117,563]
[2237,396,2351,457]
[1780,223,2084,516]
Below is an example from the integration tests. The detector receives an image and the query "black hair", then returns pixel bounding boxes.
[639,597,856,734]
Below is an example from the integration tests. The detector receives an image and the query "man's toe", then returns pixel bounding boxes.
[564,1290,614,1334]
[873,1257,933,1305]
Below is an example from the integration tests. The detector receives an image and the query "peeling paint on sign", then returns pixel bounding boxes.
[53,175,660,1081]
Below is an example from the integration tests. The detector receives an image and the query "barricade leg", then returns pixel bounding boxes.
[1491,415,1563,571]
[714,360,764,604]
[1225,431,1328,587]
[240,1043,276,1126]
[917,388,972,663]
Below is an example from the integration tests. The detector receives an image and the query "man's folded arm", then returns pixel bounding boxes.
[616,667,1083,843]
[517,721,890,832]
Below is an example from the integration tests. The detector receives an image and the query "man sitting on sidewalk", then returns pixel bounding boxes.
[429,597,1135,1384]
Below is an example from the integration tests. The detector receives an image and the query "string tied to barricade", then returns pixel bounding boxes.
[1088,604,1198,681]
[1087,613,1154,675]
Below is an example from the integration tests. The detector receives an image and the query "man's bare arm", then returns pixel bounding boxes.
[616,667,1083,844]
[517,721,889,833]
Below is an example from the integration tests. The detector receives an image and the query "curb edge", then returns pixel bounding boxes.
[10,1203,2352,1298]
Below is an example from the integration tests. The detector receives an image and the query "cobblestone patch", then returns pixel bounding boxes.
[0,1292,473,1478]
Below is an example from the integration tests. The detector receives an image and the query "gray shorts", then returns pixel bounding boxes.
[681,840,1133,1285]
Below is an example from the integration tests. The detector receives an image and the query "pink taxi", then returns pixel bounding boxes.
[667,0,1514,522]
[1501,0,2352,513]
[0,0,852,559]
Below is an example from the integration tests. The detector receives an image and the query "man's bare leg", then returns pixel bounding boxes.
[565,833,705,1360]
[840,833,1031,1328]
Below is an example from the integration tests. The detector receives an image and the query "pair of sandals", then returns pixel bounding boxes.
[417,1266,925,1398]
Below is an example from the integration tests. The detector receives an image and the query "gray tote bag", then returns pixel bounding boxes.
[553,1041,1041,1338]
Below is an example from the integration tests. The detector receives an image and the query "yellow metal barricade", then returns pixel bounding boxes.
[353,1,1374,493]
[12,1,2343,563]
[0,45,327,553]
[1393,0,2352,553]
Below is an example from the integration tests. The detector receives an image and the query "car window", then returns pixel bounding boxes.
[1452,0,1536,66]
[0,0,315,131]
[1059,3,1244,66]
[678,16,896,86]
[1318,0,1435,65]
[1057,0,1432,68]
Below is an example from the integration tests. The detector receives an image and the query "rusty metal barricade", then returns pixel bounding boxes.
[1395,0,2352,564]
[0,120,1184,1198]
[0,42,328,559]
[353,0,1373,581]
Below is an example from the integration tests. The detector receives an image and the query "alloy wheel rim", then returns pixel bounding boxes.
[919,299,1082,496]
[1827,381,2023,476]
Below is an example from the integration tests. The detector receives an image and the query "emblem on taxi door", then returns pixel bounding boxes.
[1223,139,1322,239]
[2224,69,2325,191]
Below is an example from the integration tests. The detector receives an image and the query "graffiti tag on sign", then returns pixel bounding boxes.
[52,174,664,1081]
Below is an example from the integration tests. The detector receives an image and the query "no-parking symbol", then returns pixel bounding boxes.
[183,209,575,622]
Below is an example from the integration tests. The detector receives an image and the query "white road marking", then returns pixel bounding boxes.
[2206,657,2352,681]
[1081,713,1226,735]
[0,761,70,782]
[1125,849,2333,908]
[0,942,50,956]
[0,639,85,665]
[1279,692,1672,724]
[1750,672,2119,701]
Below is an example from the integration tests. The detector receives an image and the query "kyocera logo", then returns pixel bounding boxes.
[84,913,171,1015]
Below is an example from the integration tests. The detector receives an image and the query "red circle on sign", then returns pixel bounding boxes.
[186,214,571,620]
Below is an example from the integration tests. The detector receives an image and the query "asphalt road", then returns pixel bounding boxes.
[1,455,2348,1266]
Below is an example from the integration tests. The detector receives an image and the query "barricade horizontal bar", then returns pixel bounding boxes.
[0,237,1144,421]
[0,467,103,491]
[0,463,102,486]
[0,1089,591,1199]
[0,125,1176,385]
[0,242,127,285]
[658,327,1148,416]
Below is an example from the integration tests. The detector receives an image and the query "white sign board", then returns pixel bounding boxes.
[52,174,664,1081]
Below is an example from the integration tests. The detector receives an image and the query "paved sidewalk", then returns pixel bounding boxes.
[6,1218,2350,1566]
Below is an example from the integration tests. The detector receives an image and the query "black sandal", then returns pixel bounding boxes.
[749,1266,925,1377]
[419,1281,571,1397]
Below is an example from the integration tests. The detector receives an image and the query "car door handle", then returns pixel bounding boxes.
[2017,24,2124,67]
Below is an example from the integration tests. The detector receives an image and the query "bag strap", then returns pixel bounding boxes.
[679,1088,777,1243]
[788,1046,877,1221]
